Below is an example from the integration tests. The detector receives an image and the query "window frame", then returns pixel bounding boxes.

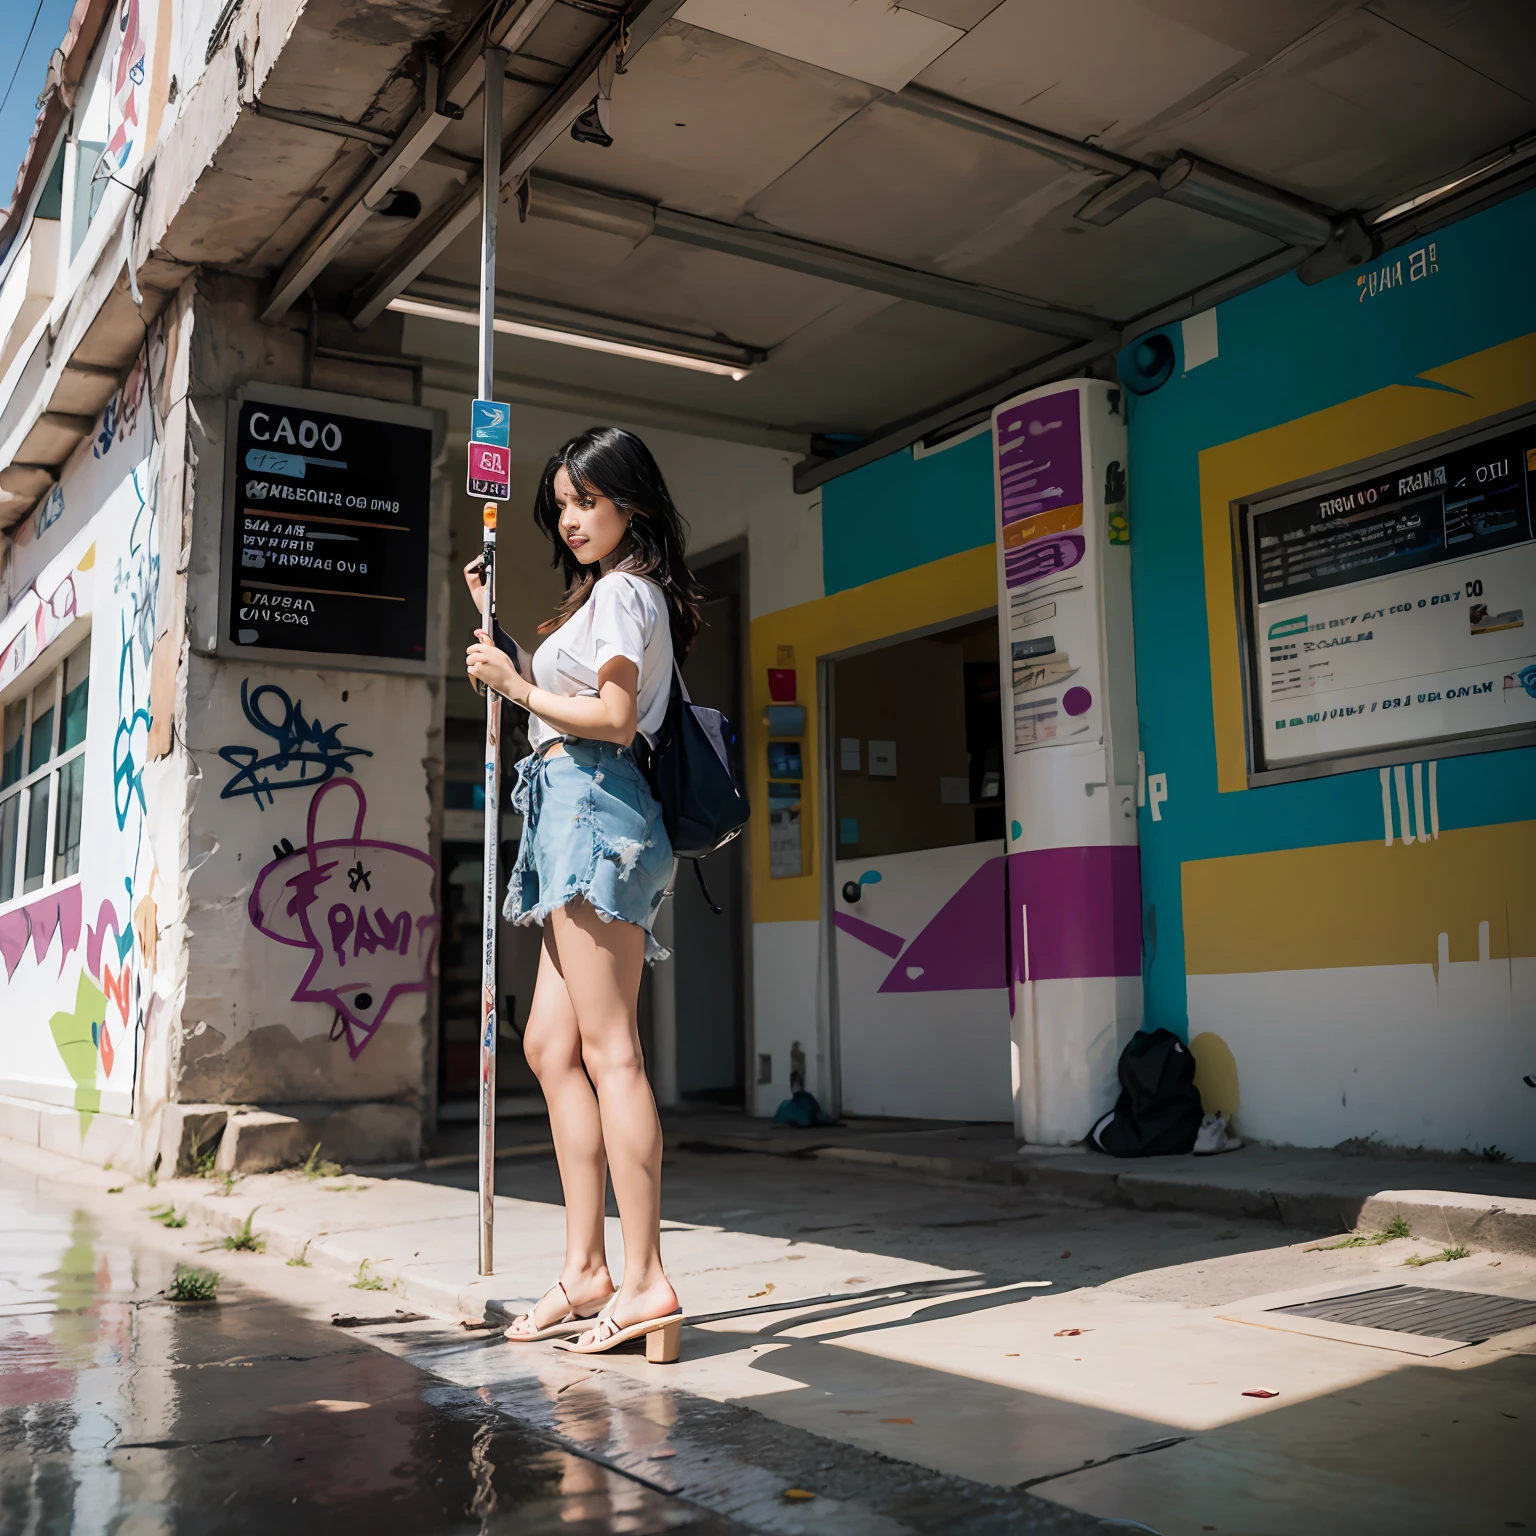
[0,630,90,908]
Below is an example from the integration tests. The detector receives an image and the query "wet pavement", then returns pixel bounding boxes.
[11,1134,1533,1535]
[0,1169,1106,1535]
[0,1177,740,1535]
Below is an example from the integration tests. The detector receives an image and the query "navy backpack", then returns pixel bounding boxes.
[638,665,749,910]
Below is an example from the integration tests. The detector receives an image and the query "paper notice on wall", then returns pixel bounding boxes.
[1247,418,1536,769]
[995,389,1099,753]
[768,782,803,878]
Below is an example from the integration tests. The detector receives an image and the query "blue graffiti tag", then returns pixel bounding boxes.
[113,463,159,834]
[218,680,373,808]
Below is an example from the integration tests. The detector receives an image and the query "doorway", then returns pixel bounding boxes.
[669,551,747,1105]
[829,615,1011,1121]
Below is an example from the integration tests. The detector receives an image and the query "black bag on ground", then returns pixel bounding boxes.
[1090,1028,1203,1157]
[637,665,749,908]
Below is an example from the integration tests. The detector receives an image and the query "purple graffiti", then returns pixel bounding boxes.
[0,885,85,979]
[249,778,438,1058]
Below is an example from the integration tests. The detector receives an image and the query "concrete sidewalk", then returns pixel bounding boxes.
[6,1127,1533,1535]
[654,1110,1536,1256]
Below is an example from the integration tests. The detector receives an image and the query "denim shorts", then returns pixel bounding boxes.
[504,739,674,961]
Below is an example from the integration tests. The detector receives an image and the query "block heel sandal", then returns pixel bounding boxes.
[553,1310,685,1363]
[502,1281,615,1344]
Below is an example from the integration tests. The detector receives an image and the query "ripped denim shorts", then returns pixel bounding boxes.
[504,739,674,961]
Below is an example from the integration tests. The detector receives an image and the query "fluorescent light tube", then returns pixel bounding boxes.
[387,296,751,380]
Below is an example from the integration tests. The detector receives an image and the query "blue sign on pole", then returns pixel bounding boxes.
[471,399,510,447]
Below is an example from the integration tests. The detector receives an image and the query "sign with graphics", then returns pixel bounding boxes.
[993,388,1100,752]
[226,393,432,662]
[468,398,511,499]
[1238,410,1536,777]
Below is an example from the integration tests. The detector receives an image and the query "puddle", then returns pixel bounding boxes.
[0,1178,736,1533]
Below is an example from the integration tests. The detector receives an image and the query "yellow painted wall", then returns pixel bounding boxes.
[1183,819,1536,974]
[748,543,997,924]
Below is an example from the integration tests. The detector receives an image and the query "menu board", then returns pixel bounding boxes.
[227,395,432,660]
[1241,413,1536,774]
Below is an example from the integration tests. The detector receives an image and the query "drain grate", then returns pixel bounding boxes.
[1271,1286,1536,1344]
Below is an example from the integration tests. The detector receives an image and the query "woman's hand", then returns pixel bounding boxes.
[466,629,529,705]
[462,556,488,612]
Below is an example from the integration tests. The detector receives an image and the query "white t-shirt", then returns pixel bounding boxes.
[523,571,673,751]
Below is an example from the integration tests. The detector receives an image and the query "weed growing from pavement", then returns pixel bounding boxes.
[148,1204,187,1228]
[188,1132,217,1178]
[222,1209,265,1252]
[1481,1145,1511,1163]
[147,1158,159,1189]
[1306,1214,1412,1250]
[352,1259,387,1291]
[301,1142,343,1179]
[167,1265,220,1302]
[287,1240,313,1267]
[1404,1245,1472,1267]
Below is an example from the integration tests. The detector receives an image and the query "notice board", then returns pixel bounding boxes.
[222,386,437,668]
[1236,408,1536,782]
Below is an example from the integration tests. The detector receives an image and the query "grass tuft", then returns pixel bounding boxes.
[1481,1144,1511,1164]
[286,1241,313,1268]
[352,1259,387,1291]
[301,1142,343,1180]
[188,1131,218,1179]
[1305,1213,1413,1251]
[167,1264,220,1302]
[148,1204,188,1229]
[222,1208,265,1253]
[1404,1244,1472,1267]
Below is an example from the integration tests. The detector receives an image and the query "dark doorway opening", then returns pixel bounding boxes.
[671,550,747,1106]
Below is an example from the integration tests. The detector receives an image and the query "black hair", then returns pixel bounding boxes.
[533,427,705,658]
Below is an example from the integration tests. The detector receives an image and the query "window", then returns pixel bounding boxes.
[0,635,90,902]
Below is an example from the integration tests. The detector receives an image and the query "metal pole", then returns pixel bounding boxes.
[477,44,506,1279]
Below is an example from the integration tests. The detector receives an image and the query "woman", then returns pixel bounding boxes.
[462,426,703,1363]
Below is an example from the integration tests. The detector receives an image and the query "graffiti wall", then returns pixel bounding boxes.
[179,652,438,1104]
[0,453,169,1128]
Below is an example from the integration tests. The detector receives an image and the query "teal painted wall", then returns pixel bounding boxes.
[821,428,994,595]
[1127,187,1536,1035]
[811,188,1536,1047]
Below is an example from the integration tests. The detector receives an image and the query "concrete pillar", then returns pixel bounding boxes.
[991,379,1142,1144]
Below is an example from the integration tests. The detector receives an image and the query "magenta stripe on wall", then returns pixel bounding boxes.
[1009,845,1142,981]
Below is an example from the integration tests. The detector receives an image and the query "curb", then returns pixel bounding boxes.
[0,1136,505,1324]
[664,1132,1536,1257]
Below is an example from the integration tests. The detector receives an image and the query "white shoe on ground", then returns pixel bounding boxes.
[1193,1112,1244,1155]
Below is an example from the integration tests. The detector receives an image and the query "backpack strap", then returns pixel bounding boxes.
[691,857,723,915]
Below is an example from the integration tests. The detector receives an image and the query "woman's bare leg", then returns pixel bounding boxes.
[549,900,679,1327]
[514,930,613,1329]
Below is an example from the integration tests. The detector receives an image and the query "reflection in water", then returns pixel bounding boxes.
[0,1179,735,1534]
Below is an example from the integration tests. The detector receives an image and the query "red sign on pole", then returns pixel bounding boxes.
[468,441,510,500]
